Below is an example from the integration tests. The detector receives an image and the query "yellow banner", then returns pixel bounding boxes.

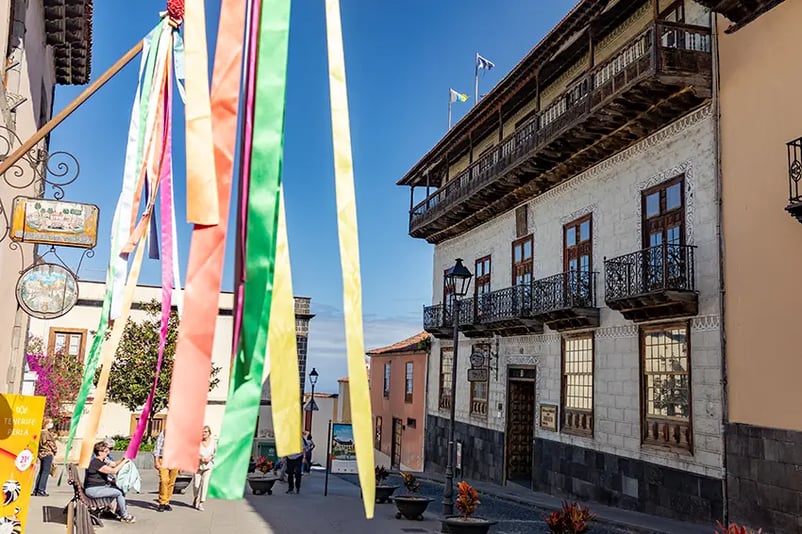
[266,187,301,457]
[324,0,374,518]
[0,394,45,534]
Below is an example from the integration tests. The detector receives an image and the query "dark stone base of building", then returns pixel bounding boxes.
[726,422,802,533]
[425,414,504,484]
[533,438,724,523]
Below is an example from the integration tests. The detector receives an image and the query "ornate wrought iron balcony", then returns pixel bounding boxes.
[786,137,802,223]
[474,285,543,337]
[423,303,452,339]
[604,244,697,322]
[531,271,599,331]
[408,21,712,243]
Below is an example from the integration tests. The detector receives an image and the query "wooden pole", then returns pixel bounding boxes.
[0,39,144,177]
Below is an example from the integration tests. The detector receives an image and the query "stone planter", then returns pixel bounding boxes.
[441,516,497,534]
[375,484,399,503]
[174,473,193,494]
[392,495,433,520]
[247,474,278,495]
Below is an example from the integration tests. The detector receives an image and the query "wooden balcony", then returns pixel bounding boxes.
[409,22,712,243]
[604,244,697,322]
[531,271,600,332]
[693,0,783,31]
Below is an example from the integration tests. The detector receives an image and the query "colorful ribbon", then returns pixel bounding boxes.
[324,0,375,517]
[209,0,293,498]
[162,0,247,471]
[62,23,160,467]
[183,0,218,225]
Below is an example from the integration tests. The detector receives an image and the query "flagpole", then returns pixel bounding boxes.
[448,97,452,130]
[474,52,479,106]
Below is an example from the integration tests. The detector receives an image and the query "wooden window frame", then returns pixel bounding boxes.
[474,255,491,319]
[469,343,489,418]
[47,327,87,360]
[511,234,534,286]
[374,416,383,450]
[404,361,414,403]
[438,347,453,411]
[563,214,592,273]
[642,174,685,249]
[639,322,693,453]
[383,361,391,399]
[561,334,594,437]
[129,413,166,438]
[660,0,685,21]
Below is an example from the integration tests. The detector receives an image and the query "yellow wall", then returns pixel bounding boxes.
[718,3,802,431]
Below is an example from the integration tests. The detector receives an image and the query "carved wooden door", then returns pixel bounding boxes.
[391,418,402,469]
[506,378,535,482]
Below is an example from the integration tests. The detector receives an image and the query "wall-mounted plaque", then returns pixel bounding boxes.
[10,196,99,248]
[539,404,558,432]
[16,263,78,319]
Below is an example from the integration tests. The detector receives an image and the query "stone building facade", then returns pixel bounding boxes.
[400,0,725,523]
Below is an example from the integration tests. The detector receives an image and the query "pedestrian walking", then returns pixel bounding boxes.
[303,431,315,473]
[153,424,179,512]
[33,417,58,497]
[192,425,216,511]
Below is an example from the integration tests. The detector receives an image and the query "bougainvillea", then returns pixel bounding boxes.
[25,336,83,420]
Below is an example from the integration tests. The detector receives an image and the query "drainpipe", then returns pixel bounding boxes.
[711,12,729,526]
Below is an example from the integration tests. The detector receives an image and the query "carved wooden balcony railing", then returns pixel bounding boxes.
[563,408,593,437]
[786,136,802,222]
[604,243,697,322]
[408,21,712,243]
[643,416,692,450]
[470,399,488,418]
[439,394,452,411]
[531,270,600,331]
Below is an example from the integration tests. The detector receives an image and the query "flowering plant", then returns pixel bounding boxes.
[254,456,273,473]
[715,522,762,534]
[401,472,419,493]
[375,465,390,484]
[455,481,480,519]
[544,501,595,533]
[25,337,83,421]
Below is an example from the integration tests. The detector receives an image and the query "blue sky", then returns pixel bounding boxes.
[50,0,576,393]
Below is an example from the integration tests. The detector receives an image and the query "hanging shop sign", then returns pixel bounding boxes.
[15,263,79,320]
[10,197,99,249]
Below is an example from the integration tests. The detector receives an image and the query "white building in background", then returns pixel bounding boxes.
[0,0,92,395]
[25,280,314,460]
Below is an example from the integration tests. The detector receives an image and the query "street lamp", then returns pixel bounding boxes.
[308,367,319,431]
[442,258,472,517]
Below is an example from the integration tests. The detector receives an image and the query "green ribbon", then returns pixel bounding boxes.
[209,0,291,499]
[62,23,164,472]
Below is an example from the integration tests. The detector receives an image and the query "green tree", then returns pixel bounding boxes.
[100,299,221,438]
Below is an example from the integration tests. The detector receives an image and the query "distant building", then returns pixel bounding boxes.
[368,332,430,472]
[302,391,338,466]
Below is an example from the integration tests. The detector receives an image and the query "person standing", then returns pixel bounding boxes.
[192,426,216,511]
[33,417,58,496]
[153,426,179,512]
[303,431,315,473]
[285,433,312,494]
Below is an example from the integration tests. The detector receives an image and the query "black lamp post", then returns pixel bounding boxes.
[308,367,319,431]
[442,258,472,517]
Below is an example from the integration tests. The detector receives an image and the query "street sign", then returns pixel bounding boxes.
[304,399,319,412]
[467,368,489,382]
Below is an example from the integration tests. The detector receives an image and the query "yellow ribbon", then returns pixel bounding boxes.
[79,235,148,466]
[183,0,218,225]
[324,0,375,518]
[266,186,301,456]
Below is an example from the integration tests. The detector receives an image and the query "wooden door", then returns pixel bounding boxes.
[391,418,402,469]
[506,375,536,482]
[564,215,592,305]
[642,176,685,291]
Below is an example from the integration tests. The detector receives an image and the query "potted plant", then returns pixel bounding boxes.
[392,472,433,521]
[544,501,595,533]
[442,481,497,534]
[246,457,277,495]
[375,465,399,503]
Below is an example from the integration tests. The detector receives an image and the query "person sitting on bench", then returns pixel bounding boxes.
[83,441,136,524]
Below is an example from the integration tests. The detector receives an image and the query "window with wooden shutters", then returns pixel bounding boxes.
[515,205,528,237]
[474,256,491,319]
[564,215,592,302]
[641,324,692,450]
[642,176,686,291]
[405,362,413,403]
[562,335,594,436]
[439,347,453,411]
[512,235,533,286]
[469,343,489,418]
[48,328,86,360]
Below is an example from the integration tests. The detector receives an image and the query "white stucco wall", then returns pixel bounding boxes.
[427,104,725,479]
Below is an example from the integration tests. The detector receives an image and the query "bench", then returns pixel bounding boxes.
[64,463,117,530]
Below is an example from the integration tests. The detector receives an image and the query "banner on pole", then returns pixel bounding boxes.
[0,394,46,534]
